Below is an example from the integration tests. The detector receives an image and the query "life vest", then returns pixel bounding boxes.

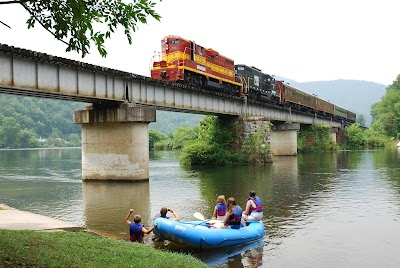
[129,223,144,242]
[248,196,263,214]
[226,206,242,229]
[216,203,226,216]
[155,213,169,219]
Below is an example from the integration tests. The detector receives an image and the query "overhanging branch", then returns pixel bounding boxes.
[20,2,69,46]
[0,0,30,5]
[0,20,11,28]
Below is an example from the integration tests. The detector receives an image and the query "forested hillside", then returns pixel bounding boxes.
[0,95,85,148]
[150,111,204,134]
[0,95,203,148]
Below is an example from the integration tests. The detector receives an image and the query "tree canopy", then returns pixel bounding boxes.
[1,0,161,57]
[371,74,400,138]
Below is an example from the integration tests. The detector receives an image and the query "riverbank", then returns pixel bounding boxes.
[0,205,206,268]
[0,204,81,231]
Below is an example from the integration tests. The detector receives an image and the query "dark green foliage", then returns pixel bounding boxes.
[241,127,271,163]
[345,123,389,147]
[180,116,246,165]
[149,129,168,150]
[171,126,198,150]
[22,0,161,57]
[0,95,205,149]
[197,116,237,148]
[0,95,85,148]
[298,124,337,152]
[371,74,400,137]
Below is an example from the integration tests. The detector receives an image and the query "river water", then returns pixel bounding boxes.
[1,148,400,267]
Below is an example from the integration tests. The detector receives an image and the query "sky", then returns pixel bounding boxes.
[0,0,399,86]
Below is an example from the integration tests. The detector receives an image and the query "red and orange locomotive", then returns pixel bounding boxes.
[151,36,243,96]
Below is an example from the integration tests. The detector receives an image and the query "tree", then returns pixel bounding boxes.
[18,129,40,148]
[149,129,167,149]
[67,133,81,146]
[0,117,21,148]
[371,74,400,137]
[1,0,161,57]
[180,116,243,165]
[356,114,366,127]
[171,126,198,150]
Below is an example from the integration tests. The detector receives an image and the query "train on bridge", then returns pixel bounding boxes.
[151,36,356,124]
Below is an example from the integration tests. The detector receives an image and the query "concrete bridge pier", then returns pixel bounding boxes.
[330,127,339,144]
[270,123,300,156]
[74,104,156,181]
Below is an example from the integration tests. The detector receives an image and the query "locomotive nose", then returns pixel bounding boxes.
[160,71,168,78]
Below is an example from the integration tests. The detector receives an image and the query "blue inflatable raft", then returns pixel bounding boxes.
[152,218,264,250]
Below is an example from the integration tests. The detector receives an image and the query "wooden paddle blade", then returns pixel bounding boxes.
[193,212,206,221]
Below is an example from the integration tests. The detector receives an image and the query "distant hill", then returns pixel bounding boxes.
[276,77,387,126]
[149,110,204,135]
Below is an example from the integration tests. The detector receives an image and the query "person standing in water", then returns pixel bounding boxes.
[125,209,157,242]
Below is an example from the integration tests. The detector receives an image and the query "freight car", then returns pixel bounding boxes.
[151,36,356,123]
[151,36,242,96]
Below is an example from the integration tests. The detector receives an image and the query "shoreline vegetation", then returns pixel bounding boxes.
[0,230,206,268]
[297,123,392,152]
[1,75,399,159]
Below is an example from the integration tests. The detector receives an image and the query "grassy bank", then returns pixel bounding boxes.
[0,230,206,268]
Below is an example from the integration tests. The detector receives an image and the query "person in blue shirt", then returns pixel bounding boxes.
[125,209,157,242]
[153,207,180,221]
[220,197,242,229]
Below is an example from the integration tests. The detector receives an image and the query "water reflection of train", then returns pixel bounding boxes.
[151,35,356,124]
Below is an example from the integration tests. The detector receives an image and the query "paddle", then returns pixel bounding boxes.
[193,212,206,221]
[193,212,222,225]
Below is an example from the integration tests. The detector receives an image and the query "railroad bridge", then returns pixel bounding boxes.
[0,44,342,181]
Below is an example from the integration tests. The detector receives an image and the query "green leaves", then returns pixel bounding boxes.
[297,124,337,152]
[21,0,161,57]
[345,123,388,147]
[371,74,400,137]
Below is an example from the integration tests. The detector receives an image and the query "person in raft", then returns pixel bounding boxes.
[125,209,157,243]
[212,197,242,229]
[242,190,263,224]
[212,195,226,221]
[153,207,181,221]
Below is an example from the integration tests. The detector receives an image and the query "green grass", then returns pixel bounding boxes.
[0,230,206,268]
